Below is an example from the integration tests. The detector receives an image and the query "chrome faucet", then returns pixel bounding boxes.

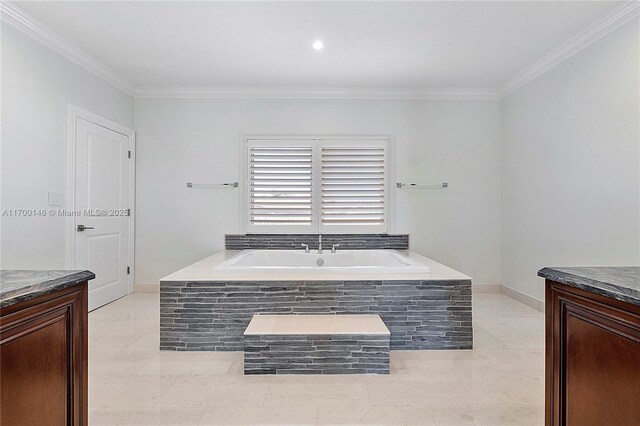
[301,243,310,253]
[318,235,323,254]
[331,244,340,253]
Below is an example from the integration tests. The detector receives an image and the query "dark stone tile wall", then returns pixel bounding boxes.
[225,234,409,250]
[244,334,390,374]
[160,280,472,351]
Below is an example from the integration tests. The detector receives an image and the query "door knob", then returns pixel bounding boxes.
[77,225,95,232]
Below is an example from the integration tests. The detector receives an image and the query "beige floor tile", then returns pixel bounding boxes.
[364,369,456,384]
[495,331,544,351]
[366,378,475,407]
[269,374,366,385]
[159,375,271,408]
[430,404,544,425]
[264,381,370,408]
[199,405,318,425]
[318,403,437,425]
[91,348,158,363]
[465,350,544,377]
[138,351,237,374]
[395,349,476,362]
[226,353,246,375]
[389,351,406,372]
[462,367,544,406]
[89,332,142,353]
[472,331,509,350]
[90,315,160,329]
[123,333,161,352]
[89,374,178,409]
[90,351,157,374]
[87,292,546,424]
[90,407,206,425]
[394,358,476,375]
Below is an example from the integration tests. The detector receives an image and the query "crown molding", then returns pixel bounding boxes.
[2,1,636,101]
[0,2,136,96]
[500,1,640,97]
[0,2,498,101]
[135,86,500,100]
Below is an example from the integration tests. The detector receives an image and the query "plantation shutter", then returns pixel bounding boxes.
[247,140,315,232]
[319,140,388,232]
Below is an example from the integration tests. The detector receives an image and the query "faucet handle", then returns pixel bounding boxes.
[331,244,340,253]
[301,243,310,253]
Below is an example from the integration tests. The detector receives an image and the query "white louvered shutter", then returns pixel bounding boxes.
[246,140,315,232]
[319,140,388,233]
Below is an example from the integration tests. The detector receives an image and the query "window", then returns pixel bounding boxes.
[247,140,314,229]
[245,137,390,233]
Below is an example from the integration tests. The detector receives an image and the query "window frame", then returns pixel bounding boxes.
[240,134,395,235]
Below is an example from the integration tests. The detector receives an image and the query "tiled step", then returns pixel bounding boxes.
[243,314,390,375]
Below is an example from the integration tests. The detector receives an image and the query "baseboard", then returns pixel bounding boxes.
[500,284,545,312]
[472,283,500,293]
[134,283,160,293]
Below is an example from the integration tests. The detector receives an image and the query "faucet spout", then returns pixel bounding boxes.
[318,235,323,254]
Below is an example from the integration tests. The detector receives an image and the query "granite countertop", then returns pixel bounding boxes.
[0,270,95,308]
[538,266,640,307]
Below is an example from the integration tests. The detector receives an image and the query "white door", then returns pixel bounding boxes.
[73,117,131,310]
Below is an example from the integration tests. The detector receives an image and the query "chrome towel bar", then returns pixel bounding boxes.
[187,182,238,188]
[396,182,448,189]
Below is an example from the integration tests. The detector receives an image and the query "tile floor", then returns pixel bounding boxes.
[89,292,545,425]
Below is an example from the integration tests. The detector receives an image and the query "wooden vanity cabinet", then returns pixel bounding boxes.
[545,280,640,426]
[0,282,88,426]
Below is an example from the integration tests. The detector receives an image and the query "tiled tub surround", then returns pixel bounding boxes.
[160,252,472,351]
[245,334,390,375]
[243,314,390,374]
[225,234,409,250]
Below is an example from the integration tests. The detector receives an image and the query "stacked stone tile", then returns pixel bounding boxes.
[224,234,409,250]
[160,280,472,351]
[244,334,390,374]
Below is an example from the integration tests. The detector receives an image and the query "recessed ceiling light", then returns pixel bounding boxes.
[312,40,324,50]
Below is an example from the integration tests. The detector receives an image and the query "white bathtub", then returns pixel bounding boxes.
[215,249,430,274]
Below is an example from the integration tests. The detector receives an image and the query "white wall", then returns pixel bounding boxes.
[5,14,636,303]
[134,98,501,285]
[0,25,135,269]
[500,19,640,302]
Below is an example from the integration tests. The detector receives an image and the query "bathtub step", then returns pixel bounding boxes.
[243,314,390,375]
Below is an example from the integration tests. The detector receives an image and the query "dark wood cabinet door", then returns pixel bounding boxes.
[1,284,88,426]
[546,281,640,426]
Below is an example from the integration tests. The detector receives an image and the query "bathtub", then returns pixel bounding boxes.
[215,249,430,274]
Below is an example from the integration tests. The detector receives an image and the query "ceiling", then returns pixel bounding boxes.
[8,1,629,94]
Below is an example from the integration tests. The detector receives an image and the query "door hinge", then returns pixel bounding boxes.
[127,266,130,275]
[128,150,131,159]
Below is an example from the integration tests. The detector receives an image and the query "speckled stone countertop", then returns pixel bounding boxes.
[538,267,640,307]
[0,270,95,308]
